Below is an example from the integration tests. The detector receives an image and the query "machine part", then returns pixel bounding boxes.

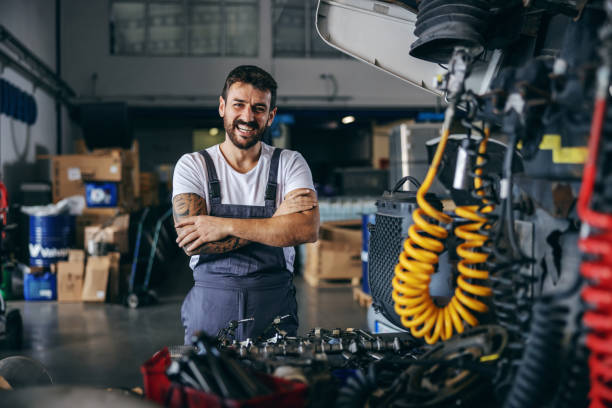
[378,325,507,407]
[502,298,569,408]
[0,356,52,388]
[409,0,490,64]
[217,317,255,345]
[452,141,471,190]
[335,364,378,408]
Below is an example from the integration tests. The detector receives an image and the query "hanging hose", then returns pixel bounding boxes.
[578,61,612,408]
[392,101,494,344]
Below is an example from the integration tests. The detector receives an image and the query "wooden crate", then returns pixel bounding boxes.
[303,220,362,288]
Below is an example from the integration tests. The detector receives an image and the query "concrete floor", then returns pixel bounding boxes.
[0,261,368,389]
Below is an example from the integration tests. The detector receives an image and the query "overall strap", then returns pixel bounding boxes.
[264,148,283,209]
[198,149,221,205]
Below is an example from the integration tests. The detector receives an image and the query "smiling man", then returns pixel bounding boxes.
[172,65,320,344]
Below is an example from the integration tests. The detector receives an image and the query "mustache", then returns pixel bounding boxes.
[233,119,259,130]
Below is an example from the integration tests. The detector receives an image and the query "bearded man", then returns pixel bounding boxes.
[172,65,319,343]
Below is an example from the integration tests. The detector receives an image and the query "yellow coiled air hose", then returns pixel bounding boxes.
[392,111,493,344]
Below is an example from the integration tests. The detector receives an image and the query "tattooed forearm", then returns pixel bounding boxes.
[173,193,250,255]
[173,193,207,222]
[185,236,249,255]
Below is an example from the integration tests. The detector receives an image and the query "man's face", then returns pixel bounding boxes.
[219,82,277,150]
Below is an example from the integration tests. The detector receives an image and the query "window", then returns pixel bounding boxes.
[110,0,259,57]
[272,0,343,58]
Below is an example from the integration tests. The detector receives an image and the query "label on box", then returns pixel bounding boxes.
[96,290,105,299]
[109,165,118,174]
[40,289,52,298]
[67,167,81,181]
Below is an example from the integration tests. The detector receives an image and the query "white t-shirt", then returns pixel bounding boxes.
[172,142,315,271]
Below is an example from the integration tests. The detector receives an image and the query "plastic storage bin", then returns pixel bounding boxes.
[24,272,57,301]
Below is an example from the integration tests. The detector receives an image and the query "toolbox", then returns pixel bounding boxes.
[141,347,308,408]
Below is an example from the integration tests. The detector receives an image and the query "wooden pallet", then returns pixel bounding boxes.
[352,287,373,308]
[303,273,360,288]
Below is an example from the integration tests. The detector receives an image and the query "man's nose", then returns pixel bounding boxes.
[240,107,255,123]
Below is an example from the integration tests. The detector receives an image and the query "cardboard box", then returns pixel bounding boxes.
[84,214,130,254]
[75,208,120,249]
[304,220,362,281]
[56,250,85,302]
[140,172,160,207]
[82,252,120,302]
[51,142,140,207]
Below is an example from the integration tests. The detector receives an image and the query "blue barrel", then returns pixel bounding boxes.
[29,214,75,267]
[361,214,375,294]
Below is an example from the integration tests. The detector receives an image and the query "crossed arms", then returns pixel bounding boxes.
[172,188,320,256]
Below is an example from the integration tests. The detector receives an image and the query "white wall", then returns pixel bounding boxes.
[61,0,438,108]
[0,0,76,201]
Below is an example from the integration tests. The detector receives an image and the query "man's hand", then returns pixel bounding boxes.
[273,188,318,217]
[175,215,231,252]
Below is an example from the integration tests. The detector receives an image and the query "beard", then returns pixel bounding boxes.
[224,117,268,150]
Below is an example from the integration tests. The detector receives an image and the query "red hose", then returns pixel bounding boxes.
[580,69,612,408]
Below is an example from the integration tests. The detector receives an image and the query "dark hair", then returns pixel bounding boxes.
[221,65,278,109]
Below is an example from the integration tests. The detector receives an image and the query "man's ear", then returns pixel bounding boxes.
[267,107,277,127]
[219,96,225,117]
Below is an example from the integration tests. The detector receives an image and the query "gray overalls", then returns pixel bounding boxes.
[180,148,299,344]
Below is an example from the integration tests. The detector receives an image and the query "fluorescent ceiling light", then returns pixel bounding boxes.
[209,128,219,136]
[341,115,355,124]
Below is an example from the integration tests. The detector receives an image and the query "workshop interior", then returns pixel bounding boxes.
[0,0,611,406]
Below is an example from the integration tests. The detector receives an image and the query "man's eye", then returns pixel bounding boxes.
[234,103,243,108]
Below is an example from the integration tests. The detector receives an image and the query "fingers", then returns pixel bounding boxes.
[175,225,197,243]
[177,230,200,248]
[186,237,205,252]
[283,188,313,200]
[175,217,196,228]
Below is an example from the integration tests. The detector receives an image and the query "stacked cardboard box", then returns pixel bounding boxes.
[55,249,127,303]
[304,220,363,287]
[51,141,140,210]
[84,214,130,254]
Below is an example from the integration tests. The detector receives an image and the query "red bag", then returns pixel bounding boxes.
[141,347,308,408]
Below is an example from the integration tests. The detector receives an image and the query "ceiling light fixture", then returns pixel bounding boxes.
[341,115,355,124]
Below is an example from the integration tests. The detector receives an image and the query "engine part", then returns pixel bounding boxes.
[409,0,491,64]
[377,325,507,407]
